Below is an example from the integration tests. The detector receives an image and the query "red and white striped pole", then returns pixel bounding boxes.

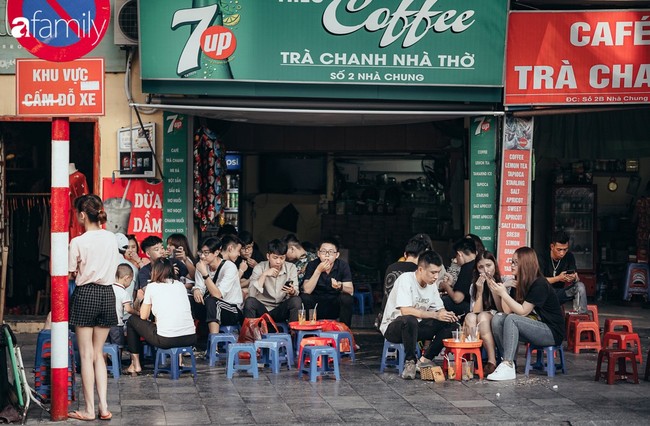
[50,117,70,421]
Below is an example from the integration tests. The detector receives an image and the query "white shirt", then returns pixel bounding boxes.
[194,260,243,308]
[379,271,444,335]
[143,280,195,338]
[69,229,121,285]
[111,283,132,326]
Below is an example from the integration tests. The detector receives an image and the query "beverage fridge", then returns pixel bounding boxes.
[224,153,241,230]
[552,185,597,296]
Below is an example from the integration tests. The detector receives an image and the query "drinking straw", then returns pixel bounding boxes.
[119,179,132,208]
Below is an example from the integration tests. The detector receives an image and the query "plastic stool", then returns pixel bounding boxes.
[262,333,294,369]
[319,331,355,362]
[226,343,259,379]
[299,345,340,382]
[255,340,282,373]
[565,313,590,341]
[446,346,484,381]
[595,348,639,384]
[220,325,240,335]
[586,305,600,327]
[604,318,634,333]
[622,262,650,301]
[295,330,321,355]
[569,321,601,353]
[298,337,337,367]
[274,322,290,334]
[103,344,121,379]
[602,331,643,364]
[207,333,237,367]
[525,344,566,377]
[154,346,197,381]
[379,340,406,375]
[645,348,650,381]
[353,290,373,315]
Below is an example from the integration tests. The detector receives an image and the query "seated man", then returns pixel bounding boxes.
[301,238,354,327]
[380,251,458,380]
[284,234,317,291]
[537,230,588,314]
[237,231,265,295]
[439,237,477,316]
[244,239,301,322]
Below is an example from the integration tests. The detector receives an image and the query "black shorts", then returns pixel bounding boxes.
[205,296,242,326]
[70,284,118,328]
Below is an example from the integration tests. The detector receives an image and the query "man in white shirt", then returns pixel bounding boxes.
[380,251,458,380]
[244,239,301,322]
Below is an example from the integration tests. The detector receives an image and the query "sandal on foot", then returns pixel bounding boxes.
[484,362,497,375]
[99,411,112,421]
[68,411,95,421]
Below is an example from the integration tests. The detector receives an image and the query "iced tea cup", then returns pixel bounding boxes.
[298,309,306,325]
[309,309,317,324]
[452,330,460,342]
[469,326,479,342]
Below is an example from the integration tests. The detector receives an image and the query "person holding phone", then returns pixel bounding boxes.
[537,230,588,314]
[243,239,301,322]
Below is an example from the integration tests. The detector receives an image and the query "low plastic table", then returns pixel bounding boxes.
[443,338,484,381]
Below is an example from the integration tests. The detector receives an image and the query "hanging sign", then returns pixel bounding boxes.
[162,112,189,241]
[505,11,650,106]
[496,116,534,276]
[6,0,110,62]
[16,58,104,116]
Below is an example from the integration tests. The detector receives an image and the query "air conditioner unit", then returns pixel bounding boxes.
[114,0,138,46]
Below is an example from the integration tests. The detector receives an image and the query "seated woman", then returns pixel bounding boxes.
[125,258,197,374]
[463,251,503,375]
[487,247,565,381]
[166,233,197,283]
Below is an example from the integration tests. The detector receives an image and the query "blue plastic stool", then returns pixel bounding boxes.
[353,290,373,315]
[262,333,294,369]
[226,343,259,379]
[154,346,197,381]
[319,331,355,362]
[255,340,282,373]
[220,325,240,335]
[207,333,237,367]
[275,322,290,334]
[142,342,156,361]
[379,340,407,375]
[296,330,321,355]
[525,344,566,377]
[299,345,340,382]
[103,344,121,379]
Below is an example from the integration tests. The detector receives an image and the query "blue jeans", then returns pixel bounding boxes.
[491,313,556,362]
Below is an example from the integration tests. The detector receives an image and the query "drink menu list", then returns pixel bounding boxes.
[162,112,189,240]
[496,117,534,276]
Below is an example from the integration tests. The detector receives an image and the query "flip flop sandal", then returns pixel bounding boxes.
[99,411,113,421]
[68,411,95,421]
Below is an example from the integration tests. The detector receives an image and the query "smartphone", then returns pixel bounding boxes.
[565,269,575,275]
[283,280,294,291]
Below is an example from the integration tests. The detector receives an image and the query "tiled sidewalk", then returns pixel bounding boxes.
[14,302,650,424]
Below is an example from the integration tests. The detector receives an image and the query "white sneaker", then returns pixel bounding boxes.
[486,361,516,381]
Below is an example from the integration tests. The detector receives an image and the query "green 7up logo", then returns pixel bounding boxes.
[172,5,237,77]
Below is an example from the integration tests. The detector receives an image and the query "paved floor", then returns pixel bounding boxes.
[10,301,650,425]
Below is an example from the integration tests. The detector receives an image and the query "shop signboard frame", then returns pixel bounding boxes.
[505,10,650,106]
[117,122,156,178]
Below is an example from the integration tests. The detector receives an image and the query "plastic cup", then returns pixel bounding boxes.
[309,309,317,324]
[104,197,132,234]
[469,326,479,342]
[298,309,306,324]
[452,330,460,342]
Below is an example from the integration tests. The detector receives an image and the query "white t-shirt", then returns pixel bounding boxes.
[143,280,195,338]
[194,260,243,308]
[379,271,444,335]
[69,229,121,285]
[111,283,132,326]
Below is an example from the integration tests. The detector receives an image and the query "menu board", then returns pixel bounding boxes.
[496,116,534,276]
[162,112,190,241]
[469,116,498,253]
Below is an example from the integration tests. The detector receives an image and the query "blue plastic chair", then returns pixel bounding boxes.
[255,340,282,373]
[353,290,373,315]
[379,340,406,375]
[207,333,237,367]
[299,345,340,382]
[154,346,197,381]
[319,331,355,362]
[226,343,258,379]
[262,333,294,369]
[103,344,121,379]
[525,344,566,377]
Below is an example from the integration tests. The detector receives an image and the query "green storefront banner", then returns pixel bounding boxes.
[139,0,507,99]
[468,116,498,252]
[162,112,190,241]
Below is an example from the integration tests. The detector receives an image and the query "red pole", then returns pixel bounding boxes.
[50,117,70,421]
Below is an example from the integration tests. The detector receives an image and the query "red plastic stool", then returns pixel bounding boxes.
[604,318,634,333]
[595,348,639,384]
[586,305,599,327]
[446,346,484,381]
[602,331,642,364]
[565,313,590,341]
[570,321,601,353]
[645,348,650,381]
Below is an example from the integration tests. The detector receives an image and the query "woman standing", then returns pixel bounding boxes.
[463,251,503,375]
[487,247,565,381]
[125,258,197,374]
[68,195,121,421]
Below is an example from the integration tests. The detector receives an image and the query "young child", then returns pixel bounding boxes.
[107,263,137,346]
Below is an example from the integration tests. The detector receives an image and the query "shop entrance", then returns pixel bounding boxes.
[0,120,96,315]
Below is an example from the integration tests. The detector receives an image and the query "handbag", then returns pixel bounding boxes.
[236,313,279,358]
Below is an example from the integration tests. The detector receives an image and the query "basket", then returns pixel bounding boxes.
[420,365,445,382]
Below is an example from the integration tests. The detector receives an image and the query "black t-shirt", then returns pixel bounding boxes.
[303,258,352,296]
[380,261,418,313]
[443,260,474,315]
[236,251,265,280]
[537,251,577,289]
[525,277,566,345]
[136,258,188,291]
